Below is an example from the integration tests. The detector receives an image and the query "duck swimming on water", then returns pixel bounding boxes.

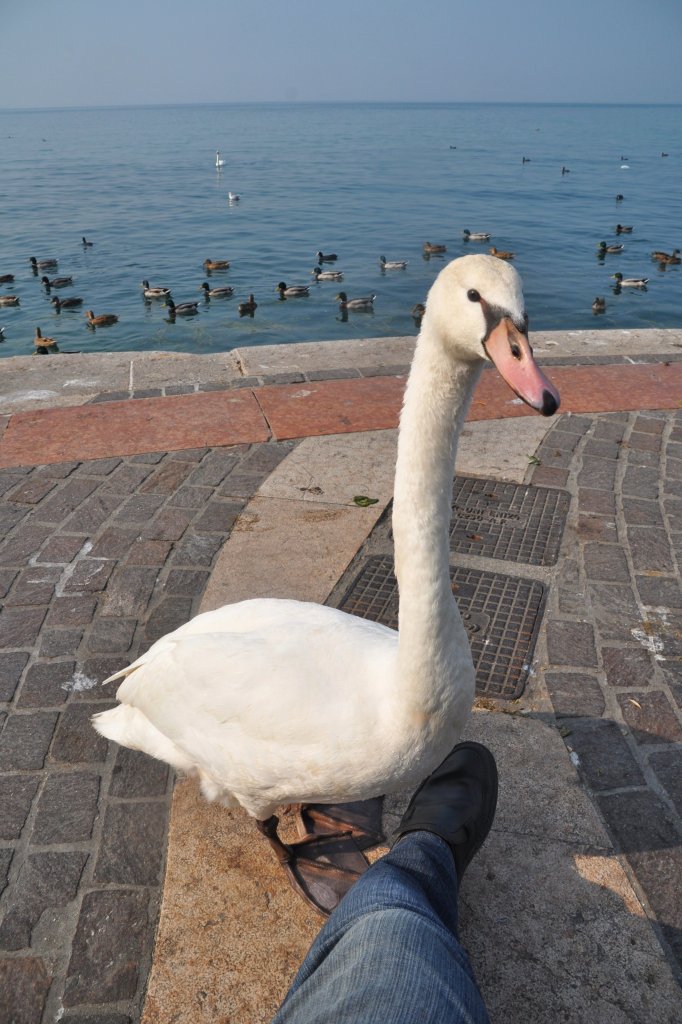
[200,281,234,298]
[41,275,73,289]
[276,282,310,298]
[336,290,375,310]
[612,273,648,288]
[238,294,257,316]
[51,296,83,310]
[312,266,344,282]
[85,309,119,326]
[379,256,408,270]
[141,280,172,299]
[597,242,624,255]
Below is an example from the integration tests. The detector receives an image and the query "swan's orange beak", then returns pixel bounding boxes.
[483,318,560,416]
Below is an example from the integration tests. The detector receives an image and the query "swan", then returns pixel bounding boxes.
[216,150,225,168]
[93,255,560,913]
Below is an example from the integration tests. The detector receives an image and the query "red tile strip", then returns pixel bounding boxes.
[0,391,270,468]
[0,361,680,468]
[256,375,406,440]
[260,362,682,439]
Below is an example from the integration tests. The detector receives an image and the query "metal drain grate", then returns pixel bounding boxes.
[336,555,547,699]
[450,476,569,566]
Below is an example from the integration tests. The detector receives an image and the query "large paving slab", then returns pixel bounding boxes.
[201,494,386,610]
[257,430,398,505]
[201,432,395,613]
[143,414,682,1024]
[142,707,682,1024]
[0,391,270,468]
[0,352,244,413]
[456,418,555,483]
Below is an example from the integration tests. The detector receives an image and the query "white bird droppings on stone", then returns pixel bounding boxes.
[63,672,99,693]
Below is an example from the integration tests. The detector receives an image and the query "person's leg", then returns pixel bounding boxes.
[273,830,490,1024]
[272,742,497,1024]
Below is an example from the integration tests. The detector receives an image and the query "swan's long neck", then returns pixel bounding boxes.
[392,320,482,715]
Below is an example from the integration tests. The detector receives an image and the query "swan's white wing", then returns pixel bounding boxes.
[106,599,386,681]
[106,601,399,811]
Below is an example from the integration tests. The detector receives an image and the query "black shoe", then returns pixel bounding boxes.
[392,741,498,881]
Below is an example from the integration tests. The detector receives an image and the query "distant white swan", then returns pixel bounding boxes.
[215,150,225,168]
[228,192,240,202]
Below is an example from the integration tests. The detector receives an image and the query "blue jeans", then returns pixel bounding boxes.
[273,832,490,1024]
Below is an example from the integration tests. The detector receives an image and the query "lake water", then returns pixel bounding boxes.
[0,102,680,361]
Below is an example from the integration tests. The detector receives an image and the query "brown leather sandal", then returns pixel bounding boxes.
[295,797,385,850]
[257,815,371,917]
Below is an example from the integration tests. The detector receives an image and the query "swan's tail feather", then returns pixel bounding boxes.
[103,657,149,686]
[92,704,194,773]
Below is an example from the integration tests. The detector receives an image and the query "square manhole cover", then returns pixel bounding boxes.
[335,555,547,699]
[450,476,569,566]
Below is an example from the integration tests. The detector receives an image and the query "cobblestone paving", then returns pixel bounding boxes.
[3,399,682,1020]
[0,440,294,1024]
[535,410,682,979]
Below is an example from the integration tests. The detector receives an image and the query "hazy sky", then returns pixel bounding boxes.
[2,0,681,109]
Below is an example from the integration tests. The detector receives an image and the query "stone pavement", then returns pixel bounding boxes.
[0,331,681,1023]
[535,409,682,965]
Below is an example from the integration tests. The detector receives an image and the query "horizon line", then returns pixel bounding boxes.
[2,99,681,115]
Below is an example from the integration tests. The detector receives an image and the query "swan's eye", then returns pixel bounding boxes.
[510,342,522,359]
[467,289,481,302]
